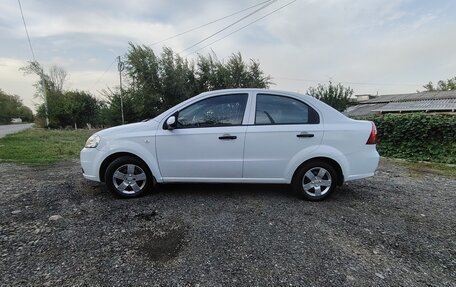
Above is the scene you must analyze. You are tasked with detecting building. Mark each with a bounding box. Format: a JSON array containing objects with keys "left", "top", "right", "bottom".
[
  {"left": 345, "top": 90, "right": 456, "bottom": 117},
  {"left": 353, "top": 94, "right": 378, "bottom": 102}
]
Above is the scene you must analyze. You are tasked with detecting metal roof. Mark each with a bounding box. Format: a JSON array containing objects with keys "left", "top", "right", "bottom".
[
  {"left": 361, "top": 90, "right": 456, "bottom": 103},
  {"left": 372, "top": 98, "right": 456, "bottom": 112},
  {"left": 344, "top": 103, "right": 387, "bottom": 116}
]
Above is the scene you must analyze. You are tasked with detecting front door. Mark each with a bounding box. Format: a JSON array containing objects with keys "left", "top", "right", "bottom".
[{"left": 156, "top": 93, "right": 249, "bottom": 181}]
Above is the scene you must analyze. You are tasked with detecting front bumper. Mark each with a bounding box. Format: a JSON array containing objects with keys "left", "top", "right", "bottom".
[{"left": 80, "top": 147, "right": 104, "bottom": 182}]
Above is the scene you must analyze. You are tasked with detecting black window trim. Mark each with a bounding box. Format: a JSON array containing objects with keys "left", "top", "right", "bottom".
[
  {"left": 167, "top": 93, "right": 249, "bottom": 130},
  {"left": 254, "top": 93, "right": 320, "bottom": 125}
]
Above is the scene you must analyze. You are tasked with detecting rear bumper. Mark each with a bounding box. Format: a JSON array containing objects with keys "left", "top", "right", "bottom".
[{"left": 344, "top": 147, "right": 380, "bottom": 182}]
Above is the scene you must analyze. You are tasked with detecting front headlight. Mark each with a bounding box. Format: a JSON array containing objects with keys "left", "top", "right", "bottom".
[{"left": 85, "top": 134, "right": 101, "bottom": 148}]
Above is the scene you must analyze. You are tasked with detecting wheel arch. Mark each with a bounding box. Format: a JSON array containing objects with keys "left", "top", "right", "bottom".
[
  {"left": 292, "top": 157, "right": 344, "bottom": 186},
  {"left": 99, "top": 152, "right": 150, "bottom": 182}
]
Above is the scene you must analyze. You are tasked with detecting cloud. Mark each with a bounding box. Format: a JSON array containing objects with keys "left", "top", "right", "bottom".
[
  {"left": 0, "top": 57, "right": 39, "bottom": 109},
  {"left": 1, "top": 0, "right": 455, "bottom": 110}
]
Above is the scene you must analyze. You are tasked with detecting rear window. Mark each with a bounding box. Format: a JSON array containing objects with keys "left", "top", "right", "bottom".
[{"left": 255, "top": 94, "right": 319, "bottom": 125}]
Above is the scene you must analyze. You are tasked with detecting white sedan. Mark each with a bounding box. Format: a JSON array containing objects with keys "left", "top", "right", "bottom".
[{"left": 81, "top": 89, "right": 379, "bottom": 201}]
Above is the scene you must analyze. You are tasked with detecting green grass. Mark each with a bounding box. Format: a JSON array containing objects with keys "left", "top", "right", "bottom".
[
  {"left": 386, "top": 158, "right": 456, "bottom": 179},
  {"left": 0, "top": 128, "right": 96, "bottom": 165}
]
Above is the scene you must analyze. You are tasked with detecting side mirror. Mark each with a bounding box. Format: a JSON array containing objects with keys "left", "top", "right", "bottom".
[{"left": 164, "top": 115, "right": 177, "bottom": 130}]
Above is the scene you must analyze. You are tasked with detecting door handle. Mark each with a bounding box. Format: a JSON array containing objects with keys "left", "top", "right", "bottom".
[
  {"left": 219, "top": 134, "right": 237, "bottom": 140},
  {"left": 297, "top": 132, "right": 314, "bottom": 138}
]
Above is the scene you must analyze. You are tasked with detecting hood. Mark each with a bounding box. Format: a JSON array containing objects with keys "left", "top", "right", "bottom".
[{"left": 96, "top": 120, "right": 159, "bottom": 138}]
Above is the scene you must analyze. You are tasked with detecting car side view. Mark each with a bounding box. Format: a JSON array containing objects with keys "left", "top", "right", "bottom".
[{"left": 80, "top": 89, "right": 379, "bottom": 201}]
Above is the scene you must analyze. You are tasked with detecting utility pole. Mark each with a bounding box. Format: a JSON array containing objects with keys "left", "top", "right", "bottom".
[
  {"left": 117, "top": 56, "right": 125, "bottom": 125},
  {"left": 40, "top": 71, "right": 49, "bottom": 128}
]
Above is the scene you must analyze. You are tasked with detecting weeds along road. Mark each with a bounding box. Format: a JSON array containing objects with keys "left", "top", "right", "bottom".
[
  {"left": 0, "top": 123, "right": 34, "bottom": 138},
  {"left": 0, "top": 159, "right": 455, "bottom": 286}
]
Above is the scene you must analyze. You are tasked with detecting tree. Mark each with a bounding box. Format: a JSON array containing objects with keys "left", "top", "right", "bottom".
[
  {"left": 0, "top": 89, "right": 34, "bottom": 124},
  {"left": 65, "top": 90, "right": 99, "bottom": 129},
  {"left": 118, "top": 44, "right": 271, "bottom": 123},
  {"left": 195, "top": 52, "right": 271, "bottom": 90},
  {"left": 21, "top": 61, "right": 70, "bottom": 127},
  {"left": 307, "top": 81, "right": 353, "bottom": 112},
  {"left": 124, "top": 44, "right": 198, "bottom": 121},
  {"left": 21, "top": 61, "right": 67, "bottom": 99},
  {"left": 22, "top": 61, "right": 101, "bottom": 128},
  {"left": 422, "top": 76, "right": 456, "bottom": 91},
  {"left": 99, "top": 88, "right": 143, "bottom": 125},
  {"left": 48, "top": 65, "right": 68, "bottom": 92}
]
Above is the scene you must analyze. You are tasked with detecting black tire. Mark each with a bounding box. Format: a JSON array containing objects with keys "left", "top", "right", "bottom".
[
  {"left": 292, "top": 160, "right": 338, "bottom": 201},
  {"left": 105, "top": 156, "right": 154, "bottom": 198}
]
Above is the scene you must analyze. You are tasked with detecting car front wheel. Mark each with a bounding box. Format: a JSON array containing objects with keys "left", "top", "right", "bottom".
[
  {"left": 105, "top": 156, "right": 153, "bottom": 198},
  {"left": 293, "top": 161, "right": 337, "bottom": 201}
]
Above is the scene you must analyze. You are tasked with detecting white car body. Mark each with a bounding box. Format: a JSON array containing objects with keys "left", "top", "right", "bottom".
[{"left": 81, "top": 89, "right": 379, "bottom": 196}]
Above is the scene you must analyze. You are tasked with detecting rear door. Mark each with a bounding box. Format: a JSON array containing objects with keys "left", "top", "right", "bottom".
[{"left": 243, "top": 93, "right": 324, "bottom": 181}]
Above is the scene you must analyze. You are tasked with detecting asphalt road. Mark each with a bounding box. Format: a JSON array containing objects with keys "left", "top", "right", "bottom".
[{"left": 0, "top": 123, "right": 34, "bottom": 138}]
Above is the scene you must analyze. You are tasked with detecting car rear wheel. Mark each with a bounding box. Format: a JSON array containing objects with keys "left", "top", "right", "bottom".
[
  {"left": 293, "top": 161, "right": 337, "bottom": 201},
  {"left": 105, "top": 156, "right": 153, "bottom": 198}
]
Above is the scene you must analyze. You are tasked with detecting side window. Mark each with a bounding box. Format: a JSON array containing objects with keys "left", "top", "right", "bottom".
[
  {"left": 177, "top": 94, "right": 248, "bottom": 128},
  {"left": 255, "top": 94, "right": 319, "bottom": 125}
]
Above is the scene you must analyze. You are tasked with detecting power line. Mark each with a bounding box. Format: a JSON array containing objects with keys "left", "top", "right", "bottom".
[
  {"left": 90, "top": 57, "right": 117, "bottom": 91},
  {"left": 187, "top": 0, "right": 297, "bottom": 56},
  {"left": 18, "top": 0, "right": 50, "bottom": 127},
  {"left": 150, "top": 0, "right": 273, "bottom": 46},
  {"left": 180, "top": 0, "right": 277, "bottom": 53},
  {"left": 17, "top": 0, "right": 36, "bottom": 61}
]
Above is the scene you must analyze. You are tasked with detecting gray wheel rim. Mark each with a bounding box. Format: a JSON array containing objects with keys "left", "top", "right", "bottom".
[
  {"left": 302, "top": 167, "right": 332, "bottom": 197},
  {"left": 112, "top": 164, "right": 147, "bottom": 195}
]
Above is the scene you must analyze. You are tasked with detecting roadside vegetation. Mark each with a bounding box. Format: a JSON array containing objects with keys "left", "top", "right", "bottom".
[
  {"left": 0, "top": 128, "right": 94, "bottom": 165},
  {"left": 0, "top": 89, "right": 34, "bottom": 124},
  {"left": 358, "top": 113, "right": 456, "bottom": 164},
  {"left": 22, "top": 45, "right": 271, "bottom": 129}
]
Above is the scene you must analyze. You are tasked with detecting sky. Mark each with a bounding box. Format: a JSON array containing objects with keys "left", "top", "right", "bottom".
[{"left": 1, "top": 0, "right": 455, "bottom": 111}]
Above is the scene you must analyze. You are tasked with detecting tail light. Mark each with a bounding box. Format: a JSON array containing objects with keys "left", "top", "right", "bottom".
[{"left": 366, "top": 122, "right": 377, "bottom": 144}]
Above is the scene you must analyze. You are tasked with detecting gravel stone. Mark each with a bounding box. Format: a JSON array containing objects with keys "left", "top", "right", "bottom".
[
  {"left": 48, "top": 215, "right": 63, "bottom": 221},
  {"left": 0, "top": 158, "right": 455, "bottom": 286}
]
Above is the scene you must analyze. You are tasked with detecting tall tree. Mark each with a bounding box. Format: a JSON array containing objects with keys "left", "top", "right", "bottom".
[
  {"left": 307, "top": 81, "right": 353, "bottom": 112},
  {"left": 195, "top": 52, "right": 271, "bottom": 90},
  {"left": 120, "top": 44, "right": 271, "bottom": 123},
  {"left": 48, "top": 65, "right": 68, "bottom": 92},
  {"left": 124, "top": 44, "right": 197, "bottom": 120},
  {"left": 21, "top": 61, "right": 67, "bottom": 99}
]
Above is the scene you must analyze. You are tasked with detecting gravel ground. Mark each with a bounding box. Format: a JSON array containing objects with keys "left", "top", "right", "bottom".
[{"left": 0, "top": 159, "right": 455, "bottom": 286}]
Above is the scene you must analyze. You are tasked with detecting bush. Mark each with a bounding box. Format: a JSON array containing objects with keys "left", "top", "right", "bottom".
[{"left": 356, "top": 113, "right": 456, "bottom": 164}]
